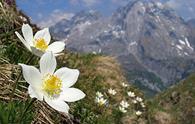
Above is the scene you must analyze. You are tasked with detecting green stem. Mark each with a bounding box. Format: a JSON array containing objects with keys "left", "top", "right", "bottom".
[
  {"left": 9, "top": 69, "right": 22, "bottom": 101},
  {"left": 18, "top": 98, "right": 36, "bottom": 123},
  {"left": 9, "top": 54, "right": 34, "bottom": 101}
]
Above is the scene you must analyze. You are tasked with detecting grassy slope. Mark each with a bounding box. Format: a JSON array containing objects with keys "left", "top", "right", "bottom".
[{"left": 149, "top": 74, "right": 195, "bottom": 124}]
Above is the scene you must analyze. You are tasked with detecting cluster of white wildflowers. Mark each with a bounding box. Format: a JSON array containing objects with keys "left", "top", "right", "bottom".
[
  {"left": 121, "top": 81, "right": 146, "bottom": 116},
  {"left": 15, "top": 24, "right": 86, "bottom": 114},
  {"left": 127, "top": 91, "right": 145, "bottom": 116},
  {"left": 93, "top": 81, "right": 146, "bottom": 117},
  {"left": 119, "top": 100, "right": 129, "bottom": 113},
  {"left": 95, "top": 87, "right": 117, "bottom": 106},
  {"left": 134, "top": 96, "right": 145, "bottom": 109},
  {"left": 95, "top": 91, "right": 107, "bottom": 106}
]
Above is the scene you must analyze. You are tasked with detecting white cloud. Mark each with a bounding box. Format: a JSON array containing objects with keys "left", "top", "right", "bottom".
[{"left": 37, "top": 9, "right": 74, "bottom": 28}]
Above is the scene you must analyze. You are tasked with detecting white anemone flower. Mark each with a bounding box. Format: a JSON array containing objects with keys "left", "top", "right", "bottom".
[
  {"left": 19, "top": 52, "right": 85, "bottom": 113},
  {"left": 15, "top": 24, "right": 65, "bottom": 57},
  {"left": 108, "top": 88, "right": 117, "bottom": 95},
  {"left": 120, "top": 100, "right": 129, "bottom": 108},
  {"left": 119, "top": 106, "right": 127, "bottom": 113},
  {"left": 96, "top": 91, "right": 103, "bottom": 98},
  {"left": 135, "top": 111, "right": 142, "bottom": 116},
  {"left": 127, "top": 91, "right": 135, "bottom": 97}
]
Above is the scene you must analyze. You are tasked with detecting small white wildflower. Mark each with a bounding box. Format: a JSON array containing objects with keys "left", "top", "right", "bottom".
[
  {"left": 122, "top": 82, "right": 128, "bottom": 87},
  {"left": 141, "top": 102, "right": 146, "bottom": 108},
  {"left": 136, "top": 97, "right": 143, "bottom": 102},
  {"left": 108, "top": 88, "right": 117, "bottom": 95},
  {"left": 135, "top": 111, "right": 142, "bottom": 116},
  {"left": 132, "top": 100, "right": 138, "bottom": 104},
  {"left": 120, "top": 100, "right": 129, "bottom": 108},
  {"left": 127, "top": 91, "right": 135, "bottom": 97},
  {"left": 92, "top": 51, "right": 97, "bottom": 55},
  {"left": 119, "top": 106, "right": 127, "bottom": 113},
  {"left": 95, "top": 97, "right": 107, "bottom": 106},
  {"left": 96, "top": 91, "right": 103, "bottom": 98},
  {"left": 19, "top": 16, "right": 27, "bottom": 22}
]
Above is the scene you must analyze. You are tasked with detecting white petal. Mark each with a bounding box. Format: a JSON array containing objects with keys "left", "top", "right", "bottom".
[
  {"left": 40, "top": 52, "right": 56, "bottom": 76},
  {"left": 22, "top": 24, "right": 33, "bottom": 46},
  {"left": 54, "top": 67, "right": 79, "bottom": 88},
  {"left": 53, "top": 53, "right": 61, "bottom": 56},
  {"left": 19, "top": 64, "right": 42, "bottom": 88},
  {"left": 47, "top": 41, "right": 65, "bottom": 54},
  {"left": 28, "top": 85, "right": 43, "bottom": 101},
  {"left": 15, "top": 31, "right": 31, "bottom": 51},
  {"left": 31, "top": 46, "right": 44, "bottom": 57},
  {"left": 59, "top": 88, "right": 85, "bottom": 102},
  {"left": 44, "top": 97, "right": 69, "bottom": 113},
  {"left": 34, "top": 28, "right": 51, "bottom": 44}
]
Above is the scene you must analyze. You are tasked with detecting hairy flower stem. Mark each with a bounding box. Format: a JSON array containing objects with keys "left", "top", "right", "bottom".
[
  {"left": 9, "top": 54, "right": 34, "bottom": 101},
  {"left": 18, "top": 98, "right": 36, "bottom": 123}
]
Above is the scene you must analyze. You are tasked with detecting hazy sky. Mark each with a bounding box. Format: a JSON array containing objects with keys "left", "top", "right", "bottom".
[{"left": 16, "top": 0, "right": 195, "bottom": 27}]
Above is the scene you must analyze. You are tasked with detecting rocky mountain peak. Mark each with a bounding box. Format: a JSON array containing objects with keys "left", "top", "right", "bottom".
[
  {"left": 50, "top": 10, "right": 101, "bottom": 40},
  {"left": 50, "top": 0, "right": 195, "bottom": 96},
  {"left": 71, "top": 10, "right": 101, "bottom": 24}
]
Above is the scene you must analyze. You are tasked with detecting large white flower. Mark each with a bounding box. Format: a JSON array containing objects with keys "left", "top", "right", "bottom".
[
  {"left": 19, "top": 52, "right": 85, "bottom": 113},
  {"left": 15, "top": 24, "right": 65, "bottom": 57}
]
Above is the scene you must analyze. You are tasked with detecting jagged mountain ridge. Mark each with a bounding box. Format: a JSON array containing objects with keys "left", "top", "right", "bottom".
[
  {"left": 50, "top": 10, "right": 101, "bottom": 40},
  {"left": 50, "top": 0, "right": 195, "bottom": 96}
]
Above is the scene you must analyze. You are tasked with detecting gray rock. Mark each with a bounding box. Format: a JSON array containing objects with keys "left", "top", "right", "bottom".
[{"left": 50, "top": 0, "right": 195, "bottom": 96}]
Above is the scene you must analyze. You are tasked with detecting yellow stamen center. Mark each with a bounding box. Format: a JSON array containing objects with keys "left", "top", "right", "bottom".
[
  {"left": 42, "top": 74, "right": 62, "bottom": 96},
  {"left": 98, "top": 99, "right": 106, "bottom": 106},
  {"left": 99, "top": 101, "right": 105, "bottom": 106},
  {"left": 34, "top": 38, "right": 48, "bottom": 51}
]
